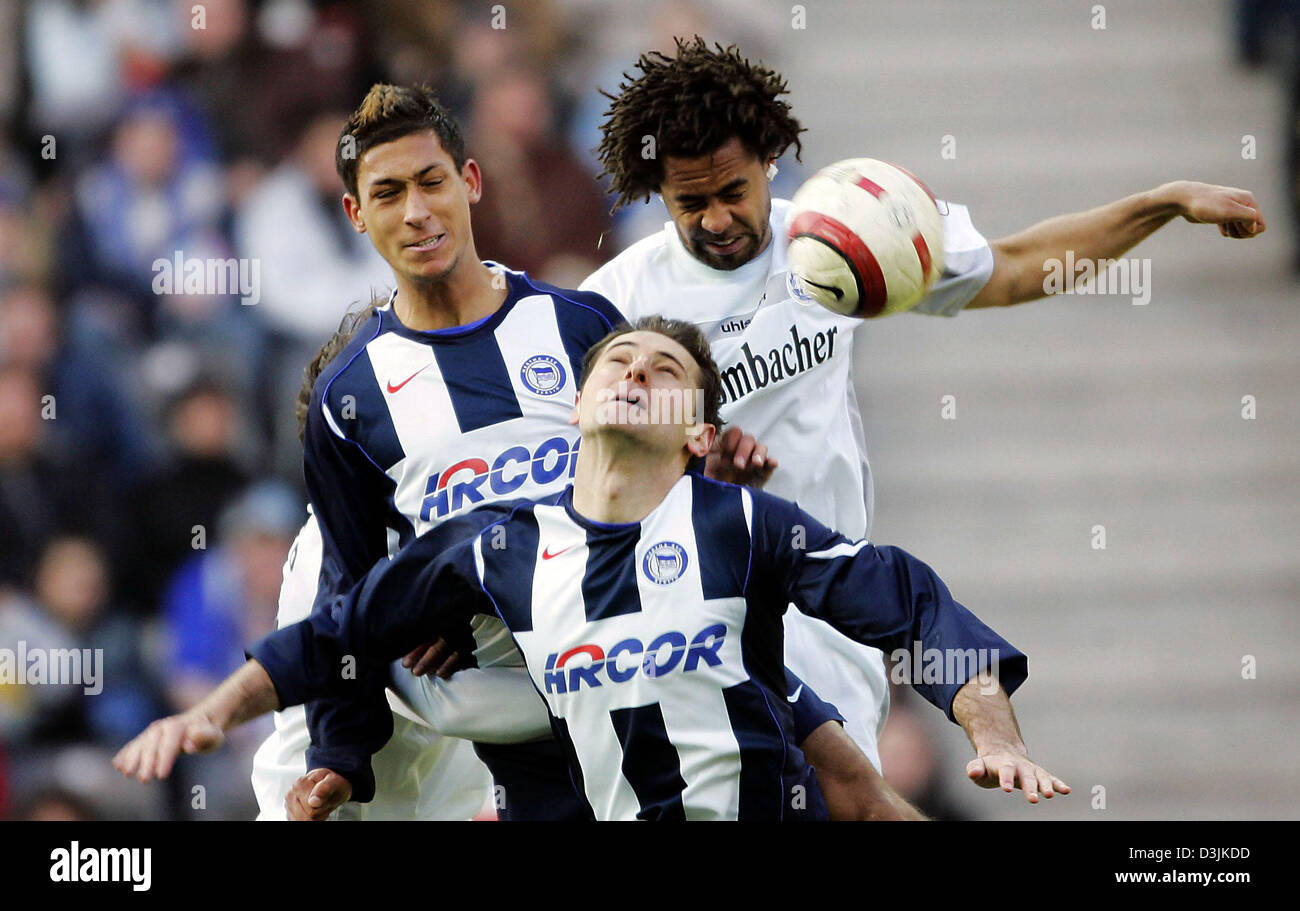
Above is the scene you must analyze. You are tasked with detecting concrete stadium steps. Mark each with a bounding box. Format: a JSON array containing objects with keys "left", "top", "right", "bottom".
[{"left": 773, "top": 0, "right": 1299, "bottom": 819}]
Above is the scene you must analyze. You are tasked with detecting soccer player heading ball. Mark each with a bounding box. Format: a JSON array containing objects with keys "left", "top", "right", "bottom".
[{"left": 581, "top": 36, "right": 1264, "bottom": 779}]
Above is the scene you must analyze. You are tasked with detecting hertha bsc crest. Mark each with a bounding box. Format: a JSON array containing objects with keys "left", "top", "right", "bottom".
[{"left": 643, "top": 541, "right": 688, "bottom": 585}]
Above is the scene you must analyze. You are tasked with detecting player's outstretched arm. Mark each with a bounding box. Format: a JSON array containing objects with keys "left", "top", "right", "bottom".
[
  {"left": 112, "top": 660, "right": 280, "bottom": 782},
  {"left": 966, "top": 180, "right": 1266, "bottom": 309},
  {"left": 950, "top": 677, "right": 1069, "bottom": 804}
]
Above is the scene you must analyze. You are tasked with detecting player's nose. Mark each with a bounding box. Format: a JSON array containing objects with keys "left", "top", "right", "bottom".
[
  {"left": 700, "top": 201, "right": 732, "bottom": 235},
  {"left": 624, "top": 354, "right": 650, "bottom": 385},
  {"left": 404, "top": 190, "right": 432, "bottom": 225}
]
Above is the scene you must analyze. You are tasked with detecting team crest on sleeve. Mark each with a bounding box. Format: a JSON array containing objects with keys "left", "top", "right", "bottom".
[
  {"left": 643, "top": 541, "right": 688, "bottom": 585},
  {"left": 520, "top": 355, "right": 566, "bottom": 396}
]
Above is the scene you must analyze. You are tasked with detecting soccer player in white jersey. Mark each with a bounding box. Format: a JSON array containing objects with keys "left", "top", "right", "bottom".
[
  {"left": 114, "top": 317, "right": 1069, "bottom": 819},
  {"left": 578, "top": 38, "right": 1266, "bottom": 775}
]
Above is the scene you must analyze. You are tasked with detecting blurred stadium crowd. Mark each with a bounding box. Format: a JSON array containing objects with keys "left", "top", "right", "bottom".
[{"left": 2, "top": 0, "right": 1294, "bottom": 822}]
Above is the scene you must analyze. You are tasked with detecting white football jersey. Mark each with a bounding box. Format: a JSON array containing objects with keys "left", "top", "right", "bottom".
[{"left": 580, "top": 197, "right": 994, "bottom": 761}]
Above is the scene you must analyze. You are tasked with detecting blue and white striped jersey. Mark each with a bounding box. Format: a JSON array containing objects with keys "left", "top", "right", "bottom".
[
  {"left": 253, "top": 473, "right": 1028, "bottom": 821},
  {"left": 300, "top": 265, "right": 624, "bottom": 796}
]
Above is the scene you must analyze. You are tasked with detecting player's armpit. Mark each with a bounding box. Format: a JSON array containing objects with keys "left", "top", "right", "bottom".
[{"left": 801, "top": 721, "right": 926, "bottom": 821}]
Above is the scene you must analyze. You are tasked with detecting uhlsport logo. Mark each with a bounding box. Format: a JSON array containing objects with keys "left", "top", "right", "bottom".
[
  {"left": 642, "top": 541, "right": 688, "bottom": 585},
  {"left": 520, "top": 355, "right": 566, "bottom": 395},
  {"left": 544, "top": 623, "right": 725, "bottom": 693}
]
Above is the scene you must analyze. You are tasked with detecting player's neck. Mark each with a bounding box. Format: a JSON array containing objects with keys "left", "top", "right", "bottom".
[
  {"left": 570, "top": 440, "right": 687, "bottom": 525},
  {"left": 391, "top": 260, "right": 506, "bottom": 331}
]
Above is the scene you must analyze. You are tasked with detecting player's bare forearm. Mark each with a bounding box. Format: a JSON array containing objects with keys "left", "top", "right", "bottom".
[
  {"left": 802, "top": 720, "right": 927, "bottom": 820},
  {"left": 966, "top": 181, "right": 1265, "bottom": 308},
  {"left": 951, "top": 678, "right": 1069, "bottom": 803},
  {"left": 112, "top": 660, "right": 281, "bottom": 782},
  {"left": 207, "top": 659, "right": 282, "bottom": 727}
]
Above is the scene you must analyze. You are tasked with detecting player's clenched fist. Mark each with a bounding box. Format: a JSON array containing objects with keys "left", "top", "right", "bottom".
[
  {"left": 112, "top": 711, "right": 225, "bottom": 782},
  {"left": 705, "top": 426, "right": 778, "bottom": 488},
  {"left": 965, "top": 750, "right": 1071, "bottom": 804},
  {"left": 286, "top": 768, "right": 352, "bottom": 821},
  {"left": 1168, "top": 180, "right": 1266, "bottom": 238}
]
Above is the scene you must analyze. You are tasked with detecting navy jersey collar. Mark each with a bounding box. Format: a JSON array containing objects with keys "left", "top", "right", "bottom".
[{"left": 378, "top": 265, "right": 532, "bottom": 344}]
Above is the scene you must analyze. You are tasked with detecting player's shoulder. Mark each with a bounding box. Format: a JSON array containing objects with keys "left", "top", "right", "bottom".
[
  {"left": 580, "top": 226, "right": 673, "bottom": 290},
  {"left": 504, "top": 267, "right": 626, "bottom": 329},
  {"left": 310, "top": 305, "right": 386, "bottom": 410}
]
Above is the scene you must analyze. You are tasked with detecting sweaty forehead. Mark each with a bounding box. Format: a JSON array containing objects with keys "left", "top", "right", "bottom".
[{"left": 661, "top": 138, "right": 759, "bottom": 193}]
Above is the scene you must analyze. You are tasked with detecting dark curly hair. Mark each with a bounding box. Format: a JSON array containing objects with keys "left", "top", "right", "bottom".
[
  {"left": 336, "top": 83, "right": 466, "bottom": 199},
  {"left": 595, "top": 37, "right": 804, "bottom": 209}
]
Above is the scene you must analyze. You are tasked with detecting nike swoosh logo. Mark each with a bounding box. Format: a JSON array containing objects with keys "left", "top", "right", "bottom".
[
  {"left": 386, "top": 364, "right": 431, "bottom": 393},
  {"left": 787, "top": 684, "right": 803, "bottom": 703},
  {"left": 542, "top": 546, "right": 572, "bottom": 560}
]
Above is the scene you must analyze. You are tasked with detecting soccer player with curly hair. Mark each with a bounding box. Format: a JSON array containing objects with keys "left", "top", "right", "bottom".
[{"left": 580, "top": 36, "right": 1264, "bottom": 809}]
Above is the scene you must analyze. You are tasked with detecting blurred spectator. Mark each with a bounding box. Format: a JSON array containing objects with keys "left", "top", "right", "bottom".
[
  {"left": 0, "top": 362, "right": 119, "bottom": 589},
  {"left": 63, "top": 91, "right": 224, "bottom": 322},
  {"left": 0, "top": 536, "right": 161, "bottom": 759},
  {"left": 467, "top": 67, "right": 612, "bottom": 284},
  {"left": 122, "top": 375, "right": 252, "bottom": 615},
  {"left": 237, "top": 111, "right": 391, "bottom": 342},
  {"left": 161, "top": 479, "right": 299, "bottom": 708},
  {"left": 363, "top": 0, "right": 566, "bottom": 118},
  {"left": 28, "top": 536, "right": 163, "bottom": 747},
  {"left": 234, "top": 110, "right": 393, "bottom": 475},
  {"left": 173, "top": 0, "right": 371, "bottom": 165},
  {"left": 0, "top": 283, "right": 156, "bottom": 490},
  {"left": 23, "top": 0, "right": 129, "bottom": 155},
  {"left": 0, "top": 182, "right": 57, "bottom": 290},
  {"left": 159, "top": 479, "right": 300, "bottom": 818},
  {"left": 0, "top": 585, "right": 70, "bottom": 746}
]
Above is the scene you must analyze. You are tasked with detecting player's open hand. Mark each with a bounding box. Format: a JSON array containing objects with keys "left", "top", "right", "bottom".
[
  {"left": 1170, "top": 181, "right": 1265, "bottom": 238},
  {"left": 965, "top": 750, "right": 1070, "bottom": 804},
  {"left": 286, "top": 768, "right": 353, "bottom": 821},
  {"left": 402, "top": 636, "right": 466, "bottom": 678},
  {"left": 705, "top": 426, "right": 778, "bottom": 489},
  {"left": 112, "top": 711, "right": 225, "bottom": 782}
]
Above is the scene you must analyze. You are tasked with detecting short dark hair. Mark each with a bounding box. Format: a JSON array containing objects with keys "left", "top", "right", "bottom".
[
  {"left": 336, "top": 84, "right": 467, "bottom": 199},
  {"left": 579, "top": 315, "right": 723, "bottom": 430},
  {"left": 595, "top": 37, "right": 804, "bottom": 209},
  {"left": 294, "top": 299, "right": 382, "bottom": 442}
]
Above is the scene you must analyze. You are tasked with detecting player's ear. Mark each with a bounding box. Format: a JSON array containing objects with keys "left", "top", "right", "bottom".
[
  {"left": 684, "top": 421, "right": 715, "bottom": 459},
  {"left": 462, "top": 159, "right": 483, "bottom": 204},
  {"left": 342, "top": 192, "right": 366, "bottom": 233},
  {"left": 569, "top": 391, "right": 581, "bottom": 426}
]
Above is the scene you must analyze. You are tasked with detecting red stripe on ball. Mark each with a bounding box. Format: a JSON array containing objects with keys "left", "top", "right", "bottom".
[
  {"left": 854, "top": 176, "right": 886, "bottom": 199},
  {"left": 912, "top": 232, "right": 932, "bottom": 280},
  {"left": 788, "top": 210, "right": 889, "bottom": 317}
]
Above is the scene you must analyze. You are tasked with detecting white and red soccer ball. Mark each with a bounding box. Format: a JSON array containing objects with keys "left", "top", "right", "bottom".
[{"left": 786, "top": 158, "right": 945, "bottom": 318}]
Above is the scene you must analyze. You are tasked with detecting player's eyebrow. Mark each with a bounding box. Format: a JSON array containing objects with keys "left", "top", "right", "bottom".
[
  {"left": 604, "top": 340, "right": 690, "bottom": 374},
  {"left": 673, "top": 177, "right": 747, "bottom": 206}
]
